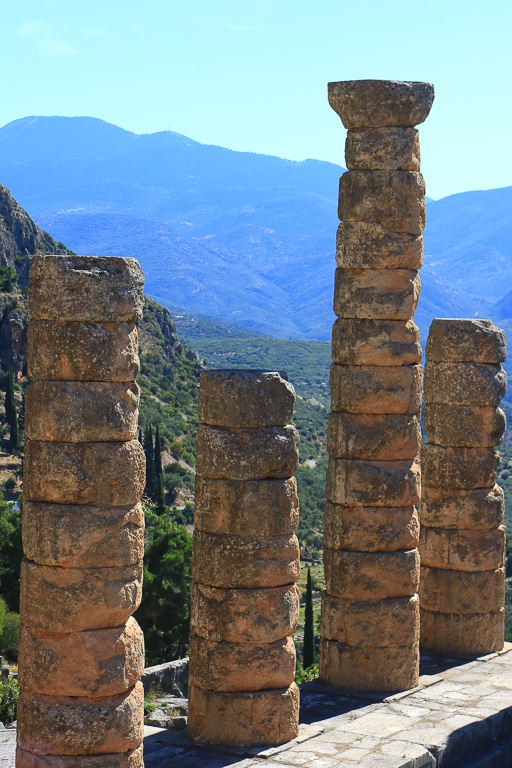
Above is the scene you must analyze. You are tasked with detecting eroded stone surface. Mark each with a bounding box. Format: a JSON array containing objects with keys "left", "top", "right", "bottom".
[
  {"left": 324, "top": 502, "right": 419, "bottom": 552},
  {"left": 193, "top": 476, "right": 299, "bottom": 536},
  {"left": 195, "top": 424, "right": 299, "bottom": 480},
  {"left": 29, "top": 255, "right": 144, "bottom": 322},
  {"left": 324, "top": 548, "right": 420, "bottom": 600},
  {"left": 188, "top": 683, "right": 299, "bottom": 746},
  {"left": 424, "top": 361, "right": 507, "bottom": 405},
  {"left": 421, "top": 444, "right": 498, "bottom": 490},
  {"left": 420, "top": 565, "right": 505, "bottom": 613},
  {"left": 333, "top": 268, "right": 421, "bottom": 320},
  {"left": 426, "top": 318, "right": 507, "bottom": 363},
  {"left": 423, "top": 404, "right": 506, "bottom": 447},
  {"left": 338, "top": 171, "right": 425, "bottom": 234},
  {"left": 192, "top": 530, "right": 300, "bottom": 589},
  {"left": 18, "top": 617, "right": 144, "bottom": 697},
  {"left": 420, "top": 525, "right": 506, "bottom": 571},
  {"left": 321, "top": 594, "right": 419, "bottom": 647},
  {"left": 22, "top": 502, "right": 144, "bottom": 568},
  {"left": 190, "top": 583, "right": 299, "bottom": 643},
  {"left": 331, "top": 317, "right": 421, "bottom": 365},
  {"left": 420, "top": 607, "right": 505, "bottom": 656},
  {"left": 189, "top": 634, "right": 296, "bottom": 692},
  {"left": 326, "top": 457, "right": 421, "bottom": 507},
  {"left": 345, "top": 127, "right": 420, "bottom": 171},
  {"left": 328, "top": 80, "right": 435, "bottom": 129},
  {"left": 319, "top": 639, "right": 419, "bottom": 692},
  {"left": 420, "top": 485, "right": 504, "bottom": 529},
  {"left": 336, "top": 222, "right": 423, "bottom": 270},
  {"left": 24, "top": 440, "right": 145, "bottom": 506},
  {"left": 198, "top": 370, "right": 295, "bottom": 428},
  {"left": 27, "top": 320, "right": 139, "bottom": 382},
  {"left": 327, "top": 412, "right": 421, "bottom": 460},
  {"left": 25, "top": 382, "right": 140, "bottom": 443},
  {"left": 20, "top": 559, "right": 143, "bottom": 632},
  {"left": 16, "top": 746, "right": 143, "bottom": 768},
  {"left": 17, "top": 682, "right": 143, "bottom": 755},
  {"left": 330, "top": 363, "right": 422, "bottom": 415}
]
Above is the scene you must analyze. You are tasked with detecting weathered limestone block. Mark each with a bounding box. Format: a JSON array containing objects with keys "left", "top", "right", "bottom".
[
  {"left": 421, "top": 444, "right": 498, "bottom": 490},
  {"left": 16, "top": 746, "right": 144, "bottom": 768},
  {"left": 338, "top": 171, "right": 425, "bottom": 234},
  {"left": 192, "top": 530, "right": 300, "bottom": 589},
  {"left": 189, "top": 634, "right": 296, "bottom": 692},
  {"left": 333, "top": 268, "right": 421, "bottom": 320},
  {"left": 17, "top": 682, "right": 143, "bottom": 755},
  {"left": 326, "top": 457, "right": 421, "bottom": 507},
  {"left": 29, "top": 255, "right": 144, "bottom": 322},
  {"left": 345, "top": 127, "right": 420, "bottom": 171},
  {"left": 22, "top": 502, "right": 144, "bottom": 568},
  {"left": 321, "top": 594, "right": 419, "bottom": 646},
  {"left": 420, "top": 566, "right": 505, "bottom": 614},
  {"left": 332, "top": 317, "right": 421, "bottom": 366},
  {"left": 426, "top": 318, "right": 507, "bottom": 364},
  {"left": 190, "top": 583, "right": 299, "bottom": 643},
  {"left": 319, "top": 639, "right": 419, "bottom": 692},
  {"left": 27, "top": 320, "right": 140, "bottom": 382},
  {"left": 324, "top": 548, "right": 420, "bottom": 600},
  {"left": 420, "top": 525, "right": 506, "bottom": 571},
  {"left": 20, "top": 560, "right": 143, "bottom": 632},
  {"left": 328, "top": 80, "right": 435, "bottom": 129},
  {"left": 330, "top": 363, "right": 422, "bottom": 414},
  {"left": 194, "top": 476, "right": 299, "bottom": 536},
  {"left": 24, "top": 439, "right": 145, "bottom": 507},
  {"left": 188, "top": 683, "right": 299, "bottom": 746},
  {"left": 18, "top": 618, "right": 144, "bottom": 697},
  {"left": 336, "top": 222, "right": 423, "bottom": 270},
  {"left": 424, "top": 361, "right": 507, "bottom": 406},
  {"left": 420, "top": 485, "right": 504, "bottom": 530},
  {"left": 324, "top": 502, "right": 419, "bottom": 552},
  {"left": 198, "top": 370, "right": 295, "bottom": 427},
  {"left": 327, "top": 412, "right": 421, "bottom": 460},
  {"left": 420, "top": 608, "right": 505, "bottom": 656},
  {"left": 25, "top": 382, "right": 140, "bottom": 443},
  {"left": 195, "top": 424, "right": 299, "bottom": 480},
  {"left": 423, "top": 404, "right": 506, "bottom": 447}
]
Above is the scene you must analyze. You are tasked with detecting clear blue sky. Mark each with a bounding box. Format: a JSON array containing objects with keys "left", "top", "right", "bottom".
[{"left": 1, "top": 0, "right": 510, "bottom": 200}]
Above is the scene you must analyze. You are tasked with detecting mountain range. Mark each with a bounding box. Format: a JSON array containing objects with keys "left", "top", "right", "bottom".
[{"left": 1, "top": 115, "right": 511, "bottom": 346}]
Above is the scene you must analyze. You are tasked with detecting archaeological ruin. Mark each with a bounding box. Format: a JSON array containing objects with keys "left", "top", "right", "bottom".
[{"left": 11, "top": 80, "right": 512, "bottom": 766}]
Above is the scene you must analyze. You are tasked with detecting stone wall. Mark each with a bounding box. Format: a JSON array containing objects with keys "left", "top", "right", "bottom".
[{"left": 16, "top": 255, "right": 146, "bottom": 768}]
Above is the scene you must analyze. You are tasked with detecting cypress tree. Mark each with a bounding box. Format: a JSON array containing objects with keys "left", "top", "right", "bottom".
[
  {"left": 5, "top": 371, "right": 15, "bottom": 425},
  {"left": 154, "top": 425, "right": 163, "bottom": 478},
  {"left": 138, "top": 427, "right": 143, "bottom": 444},
  {"left": 9, "top": 406, "right": 19, "bottom": 452},
  {"left": 155, "top": 472, "right": 166, "bottom": 516},
  {"left": 143, "top": 425, "right": 156, "bottom": 499},
  {"left": 303, "top": 567, "right": 315, "bottom": 669}
]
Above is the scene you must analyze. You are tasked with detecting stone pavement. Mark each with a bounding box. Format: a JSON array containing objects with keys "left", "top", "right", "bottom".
[{"left": 2, "top": 648, "right": 512, "bottom": 767}]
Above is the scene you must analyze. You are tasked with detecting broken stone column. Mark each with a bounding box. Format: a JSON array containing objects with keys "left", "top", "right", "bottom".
[
  {"left": 17, "top": 255, "right": 146, "bottom": 768},
  {"left": 420, "top": 318, "right": 507, "bottom": 655},
  {"left": 188, "top": 370, "right": 300, "bottom": 746},
  {"left": 320, "top": 81, "right": 434, "bottom": 691}
]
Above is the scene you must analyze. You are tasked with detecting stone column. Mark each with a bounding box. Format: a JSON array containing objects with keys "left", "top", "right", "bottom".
[
  {"left": 420, "top": 319, "right": 507, "bottom": 655},
  {"left": 320, "top": 80, "right": 434, "bottom": 691},
  {"left": 188, "top": 370, "right": 300, "bottom": 746},
  {"left": 16, "top": 255, "right": 146, "bottom": 768}
]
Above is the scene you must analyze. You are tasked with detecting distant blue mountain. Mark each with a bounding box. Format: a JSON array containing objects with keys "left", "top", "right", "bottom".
[{"left": 1, "top": 116, "right": 511, "bottom": 342}]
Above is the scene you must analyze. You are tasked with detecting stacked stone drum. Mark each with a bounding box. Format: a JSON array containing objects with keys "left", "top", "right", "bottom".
[
  {"left": 420, "top": 319, "right": 507, "bottom": 655},
  {"left": 320, "top": 80, "right": 434, "bottom": 691},
  {"left": 188, "top": 370, "right": 300, "bottom": 746},
  {"left": 17, "top": 255, "right": 146, "bottom": 767}
]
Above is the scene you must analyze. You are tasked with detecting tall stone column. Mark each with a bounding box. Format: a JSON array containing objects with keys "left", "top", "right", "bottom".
[
  {"left": 320, "top": 80, "right": 434, "bottom": 691},
  {"left": 188, "top": 370, "right": 300, "bottom": 746},
  {"left": 17, "top": 255, "right": 146, "bottom": 768},
  {"left": 420, "top": 319, "right": 507, "bottom": 655}
]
